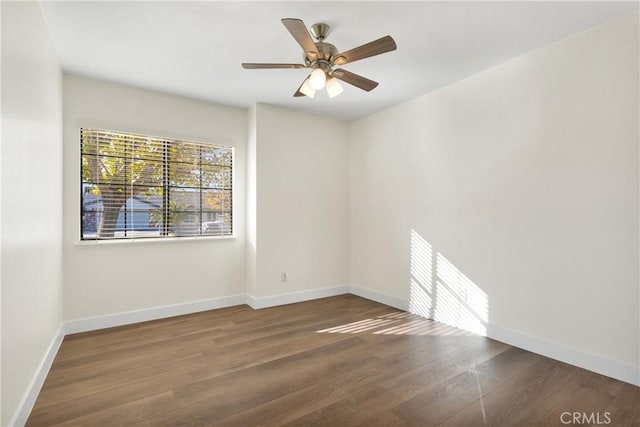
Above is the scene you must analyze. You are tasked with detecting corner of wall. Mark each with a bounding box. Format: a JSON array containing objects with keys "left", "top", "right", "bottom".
[
  {"left": 1, "top": 1, "right": 65, "bottom": 425},
  {"left": 7, "top": 325, "right": 65, "bottom": 427},
  {"left": 245, "top": 104, "right": 258, "bottom": 296}
]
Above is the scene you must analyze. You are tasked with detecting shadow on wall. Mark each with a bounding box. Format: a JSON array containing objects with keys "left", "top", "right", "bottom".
[{"left": 410, "top": 229, "right": 489, "bottom": 336}]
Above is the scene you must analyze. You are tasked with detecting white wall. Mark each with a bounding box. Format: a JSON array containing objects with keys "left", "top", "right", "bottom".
[
  {"left": 63, "top": 75, "right": 247, "bottom": 320},
  {"left": 254, "top": 104, "right": 349, "bottom": 298},
  {"left": 1, "top": 2, "right": 64, "bottom": 425},
  {"left": 349, "top": 12, "right": 639, "bottom": 371}
]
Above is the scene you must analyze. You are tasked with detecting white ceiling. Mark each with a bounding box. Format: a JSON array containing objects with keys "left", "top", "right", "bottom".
[{"left": 40, "top": 1, "right": 638, "bottom": 121}]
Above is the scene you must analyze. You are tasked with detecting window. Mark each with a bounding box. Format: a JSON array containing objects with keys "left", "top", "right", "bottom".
[{"left": 81, "top": 128, "right": 233, "bottom": 240}]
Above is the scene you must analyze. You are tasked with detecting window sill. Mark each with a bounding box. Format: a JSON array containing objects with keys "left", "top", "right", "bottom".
[{"left": 75, "top": 235, "right": 237, "bottom": 246}]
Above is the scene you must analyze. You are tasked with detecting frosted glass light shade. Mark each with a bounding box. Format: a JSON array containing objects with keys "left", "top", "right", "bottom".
[
  {"left": 309, "top": 68, "right": 326, "bottom": 90},
  {"left": 326, "top": 78, "right": 344, "bottom": 98},
  {"left": 300, "top": 78, "right": 315, "bottom": 98}
]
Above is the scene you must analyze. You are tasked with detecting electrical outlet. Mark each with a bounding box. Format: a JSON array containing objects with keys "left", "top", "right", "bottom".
[{"left": 281, "top": 272, "right": 288, "bottom": 283}]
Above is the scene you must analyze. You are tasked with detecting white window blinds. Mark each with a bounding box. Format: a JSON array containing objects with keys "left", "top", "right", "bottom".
[{"left": 81, "top": 128, "right": 233, "bottom": 240}]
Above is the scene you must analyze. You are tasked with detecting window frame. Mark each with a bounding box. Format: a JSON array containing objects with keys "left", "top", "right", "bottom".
[{"left": 79, "top": 128, "right": 234, "bottom": 242}]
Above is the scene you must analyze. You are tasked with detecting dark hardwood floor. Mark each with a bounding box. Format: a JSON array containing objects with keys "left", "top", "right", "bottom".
[{"left": 27, "top": 295, "right": 639, "bottom": 426}]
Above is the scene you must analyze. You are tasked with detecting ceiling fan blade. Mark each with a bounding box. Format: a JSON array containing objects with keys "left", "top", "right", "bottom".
[
  {"left": 332, "top": 35, "right": 397, "bottom": 65},
  {"left": 293, "top": 78, "right": 306, "bottom": 97},
  {"left": 293, "top": 76, "right": 316, "bottom": 98},
  {"left": 281, "top": 18, "right": 319, "bottom": 57},
  {"left": 332, "top": 69, "right": 379, "bottom": 91},
  {"left": 242, "top": 63, "right": 306, "bottom": 69}
]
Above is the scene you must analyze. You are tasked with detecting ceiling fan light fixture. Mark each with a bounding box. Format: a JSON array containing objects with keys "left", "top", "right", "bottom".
[
  {"left": 242, "top": 18, "right": 397, "bottom": 99},
  {"left": 326, "top": 78, "right": 344, "bottom": 98},
  {"left": 309, "top": 68, "right": 327, "bottom": 90},
  {"left": 299, "top": 77, "right": 316, "bottom": 98}
]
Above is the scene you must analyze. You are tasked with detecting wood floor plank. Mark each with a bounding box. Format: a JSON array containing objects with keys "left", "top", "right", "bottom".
[
  {"left": 216, "top": 354, "right": 383, "bottom": 426},
  {"left": 151, "top": 338, "right": 371, "bottom": 425},
  {"left": 54, "top": 391, "right": 177, "bottom": 427},
  {"left": 36, "top": 352, "right": 203, "bottom": 407},
  {"left": 394, "top": 369, "right": 502, "bottom": 425},
  {"left": 516, "top": 365, "right": 630, "bottom": 426},
  {"left": 355, "top": 411, "right": 410, "bottom": 427},
  {"left": 390, "top": 348, "right": 541, "bottom": 425},
  {"left": 437, "top": 358, "right": 578, "bottom": 426},
  {"left": 26, "top": 295, "right": 640, "bottom": 426},
  {"left": 379, "top": 338, "right": 510, "bottom": 403},
  {"left": 282, "top": 384, "right": 403, "bottom": 426},
  {"left": 605, "top": 383, "right": 640, "bottom": 426},
  {"left": 28, "top": 366, "right": 196, "bottom": 425}
]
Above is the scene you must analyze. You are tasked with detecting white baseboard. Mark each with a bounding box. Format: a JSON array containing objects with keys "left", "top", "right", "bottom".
[
  {"left": 347, "top": 284, "right": 639, "bottom": 387},
  {"left": 10, "top": 324, "right": 65, "bottom": 427},
  {"left": 64, "top": 294, "right": 246, "bottom": 335},
  {"left": 348, "top": 285, "right": 409, "bottom": 311},
  {"left": 245, "top": 285, "right": 350, "bottom": 309},
  {"left": 64, "top": 287, "right": 353, "bottom": 334},
  {"left": 486, "top": 323, "right": 640, "bottom": 387}
]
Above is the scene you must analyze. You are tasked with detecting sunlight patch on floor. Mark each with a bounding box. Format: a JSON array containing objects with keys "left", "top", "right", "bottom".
[{"left": 316, "top": 313, "right": 476, "bottom": 336}]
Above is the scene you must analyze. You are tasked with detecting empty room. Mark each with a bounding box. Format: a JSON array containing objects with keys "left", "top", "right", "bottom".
[{"left": 1, "top": 1, "right": 639, "bottom": 425}]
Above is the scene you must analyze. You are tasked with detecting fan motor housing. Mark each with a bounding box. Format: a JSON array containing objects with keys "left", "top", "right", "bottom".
[{"left": 304, "top": 42, "right": 338, "bottom": 65}]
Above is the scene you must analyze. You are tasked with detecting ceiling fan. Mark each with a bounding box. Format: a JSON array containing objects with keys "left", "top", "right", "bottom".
[{"left": 242, "top": 18, "right": 397, "bottom": 98}]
